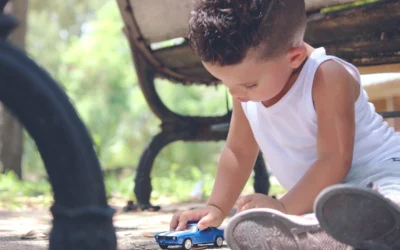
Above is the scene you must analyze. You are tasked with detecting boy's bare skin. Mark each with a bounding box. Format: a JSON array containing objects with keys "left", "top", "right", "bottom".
[{"left": 170, "top": 42, "right": 361, "bottom": 231}]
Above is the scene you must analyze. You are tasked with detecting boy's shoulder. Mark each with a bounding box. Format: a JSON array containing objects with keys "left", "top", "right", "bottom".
[
  {"left": 311, "top": 58, "right": 360, "bottom": 115},
  {"left": 317, "top": 58, "right": 351, "bottom": 74},
  {"left": 313, "top": 59, "right": 358, "bottom": 92}
]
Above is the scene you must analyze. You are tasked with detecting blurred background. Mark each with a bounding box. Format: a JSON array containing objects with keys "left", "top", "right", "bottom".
[
  {"left": 0, "top": 0, "right": 261, "bottom": 211},
  {"left": 1, "top": 0, "right": 399, "bottom": 211}
]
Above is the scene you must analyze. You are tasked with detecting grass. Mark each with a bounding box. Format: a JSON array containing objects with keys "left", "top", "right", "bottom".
[
  {"left": 0, "top": 171, "right": 53, "bottom": 211},
  {"left": 0, "top": 170, "right": 286, "bottom": 211}
]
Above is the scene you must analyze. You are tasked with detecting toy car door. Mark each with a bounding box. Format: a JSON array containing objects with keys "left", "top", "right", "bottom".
[{"left": 200, "top": 228, "right": 214, "bottom": 243}]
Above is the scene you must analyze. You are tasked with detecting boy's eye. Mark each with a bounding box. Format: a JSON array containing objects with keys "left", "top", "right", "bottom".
[{"left": 245, "top": 84, "right": 258, "bottom": 89}]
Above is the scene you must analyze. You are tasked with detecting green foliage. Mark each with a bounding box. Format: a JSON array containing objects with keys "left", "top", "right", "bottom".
[
  {"left": 57, "top": 1, "right": 153, "bottom": 165},
  {"left": 0, "top": 171, "right": 52, "bottom": 210},
  {"left": 25, "top": 1, "right": 157, "bottom": 172},
  {"left": 156, "top": 79, "right": 231, "bottom": 116},
  {"left": 105, "top": 173, "right": 134, "bottom": 199},
  {"left": 1, "top": 169, "right": 285, "bottom": 211},
  {"left": 24, "top": 1, "right": 230, "bottom": 176}
]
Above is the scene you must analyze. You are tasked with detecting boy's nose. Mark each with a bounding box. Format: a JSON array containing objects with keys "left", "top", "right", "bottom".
[
  {"left": 229, "top": 87, "right": 247, "bottom": 100},
  {"left": 228, "top": 87, "right": 242, "bottom": 97}
]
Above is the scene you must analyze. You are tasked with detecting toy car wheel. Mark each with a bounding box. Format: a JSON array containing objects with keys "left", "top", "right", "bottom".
[
  {"left": 159, "top": 244, "right": 168, "bottom": 249},
  {"left": 182, "top": 238, "right": 192, "bottom": 250},
  {"left": 214, "top": 236, "right": 223, "bottom": 247}
]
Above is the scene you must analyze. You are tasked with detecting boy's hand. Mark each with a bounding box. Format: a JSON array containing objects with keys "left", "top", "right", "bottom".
[
  {"left": 170, "top": 205, "right": 225, "bottom": 231},
  {"left": 236, "top": 194, "right": 286, "bottom": 214}
]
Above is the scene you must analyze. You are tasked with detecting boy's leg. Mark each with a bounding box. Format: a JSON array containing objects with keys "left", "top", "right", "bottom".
[
  {"left": 315, "top": 184, "right": 400, "bottom": 250},
  {"left": 224, "top": 208, "right": 351, "bottom": 250}
]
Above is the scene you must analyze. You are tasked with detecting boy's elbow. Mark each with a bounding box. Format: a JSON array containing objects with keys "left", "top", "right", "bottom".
[
  {"left": 331, "top": 153, "right": 353, "bottom": 173},
  {"left": 321, "top": 152, "right": 353, "bottom": 172}
]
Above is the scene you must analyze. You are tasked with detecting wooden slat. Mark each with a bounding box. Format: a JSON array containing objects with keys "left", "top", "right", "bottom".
[
  {"left": 324, "top": 37, "right": 400, "bottom": 55},
  {"left": 153, "top": 1, "right": 400, "bottom": 71},
  {"left": 306, "top": 0, "right": 400, "bottom": 66},
  {"left": 358, "top": 64, "right": 400, "bottom": 74},
  {"left": 119, "top": 0, "right": 400, "bottom": 85},
  {"left": 129, "top": 0, "right": 360, "bottom": 44},
  {"left": 305, "top": 0, "right": 357, "bottom": 11},
  {"left": 364, "top": 78, "right": 400, "bottom": 101},
  {"left": 129, "top": 0, "right": 193, "bottom": 44},
  {"left": 155, "top": 68, "right": 215, "bottom": 84},
  {"left": 118, "top": 0, "right": 214, "bottom": 85},
  {"left": 153, "top": 45, "right": 203, "bottom": 69},
  {"left": 153, "top": 45, "right": 217, "bottom": 82},
  {"left": 305, "top": 1, "right": 400, "bottom": 44},
  {"left": 323, "top": 36, "right": 400, "bottom": 66},
  {"left": 153, "top": 66, "right": 215, "bottom": 83},
  {"left": 175, "top": 67, "right": 214, "bottom": 80}
]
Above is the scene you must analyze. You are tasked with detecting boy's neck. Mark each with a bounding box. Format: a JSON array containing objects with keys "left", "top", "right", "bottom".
[{"left": 262, "top": 45, "right": 314, "bottom": 108}]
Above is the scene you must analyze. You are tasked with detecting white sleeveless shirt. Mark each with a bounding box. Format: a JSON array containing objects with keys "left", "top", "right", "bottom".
[{"left": 241, "top": 47, "right": 400, "bottom": 190}]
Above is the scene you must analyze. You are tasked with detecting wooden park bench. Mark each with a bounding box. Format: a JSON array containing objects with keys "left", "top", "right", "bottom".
[{"left": 116, "top": 0, "right": 400, "bottom": 210}]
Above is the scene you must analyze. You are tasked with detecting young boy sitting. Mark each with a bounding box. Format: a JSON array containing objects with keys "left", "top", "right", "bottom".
[{"left": 170, "top": 0, "right": 400, "bottom": 249}]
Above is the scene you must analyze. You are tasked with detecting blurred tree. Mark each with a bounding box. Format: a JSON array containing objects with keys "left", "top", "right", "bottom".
[
  {"left": 23, "top": 0, "right": 229, "bottom": 184},
  {"left": 27, "top": 0, "right": 109, "bottom": 77},
  {"left": 0, "top": 0, "right": 28, "bottom": 179}
]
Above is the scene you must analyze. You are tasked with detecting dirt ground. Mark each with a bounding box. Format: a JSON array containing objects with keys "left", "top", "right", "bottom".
[{"left": 0, "top": 202, "right": 232, "bottom": 250}]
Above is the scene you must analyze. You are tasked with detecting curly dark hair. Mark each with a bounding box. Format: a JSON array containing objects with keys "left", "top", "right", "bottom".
[{"left": 188, "top": 0, "right": 307, "bottom": 66}]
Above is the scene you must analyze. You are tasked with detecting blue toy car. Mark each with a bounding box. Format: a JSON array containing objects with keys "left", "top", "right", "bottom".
[{"left": 154, "top": 222, "right": 224, "bottom": 249}]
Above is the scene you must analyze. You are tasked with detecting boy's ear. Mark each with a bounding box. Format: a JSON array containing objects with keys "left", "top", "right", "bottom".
[{"left": 286, "top": 45, "right": 307, "bottom": 69}]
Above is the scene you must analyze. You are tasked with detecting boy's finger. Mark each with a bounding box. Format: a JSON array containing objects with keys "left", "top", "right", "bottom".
[
  {"left": 236, "top": 195, "right": 253, "bottom": 207},
  {"left": 172, "top": 210, "right": 210, "bottom": 231},
  {"left": 176, "top": 213, "right": 190, "bottom": 231},
  {"left": 170, "top": 212, "right": 181, "bottom": 231},
  {"left": 197, "top": 213, "right": 215, "bottom": 230},
  {"left": 242, "top": 202, "right": 255, "bottom": 211}
]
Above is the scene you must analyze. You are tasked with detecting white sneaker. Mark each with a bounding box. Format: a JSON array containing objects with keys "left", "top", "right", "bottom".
[
  {"left": 224, "top": 208, "right": 351, "bottom": 250},
  {"left": 315, "top": 184, "right": 400, "bottom": 250}
]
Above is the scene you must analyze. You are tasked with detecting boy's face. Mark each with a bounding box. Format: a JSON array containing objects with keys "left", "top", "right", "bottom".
[{"left": 203, "top": 50, "right": 298, "bottom": 103}]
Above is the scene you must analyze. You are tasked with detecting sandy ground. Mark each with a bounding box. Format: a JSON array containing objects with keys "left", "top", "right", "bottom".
[{"left": 0, "top": 203, "right": 232, "bottom": 250}]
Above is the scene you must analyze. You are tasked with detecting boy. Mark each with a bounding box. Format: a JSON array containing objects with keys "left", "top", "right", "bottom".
[{"left": 170, "top": 0, "right": 400, "bottom": 249}]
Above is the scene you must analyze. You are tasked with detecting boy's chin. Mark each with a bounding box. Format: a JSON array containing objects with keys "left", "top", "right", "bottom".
[{"left": 236, "top": 97, "right": 250, "bottom": 102}]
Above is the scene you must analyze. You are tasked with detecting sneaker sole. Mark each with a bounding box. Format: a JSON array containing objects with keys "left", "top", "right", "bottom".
[
  {"left": 225, "top": 208, "right": 325, "bottom": 250},
  {"left": 315, "top": 185, "right": 400, "bottom": 250}
]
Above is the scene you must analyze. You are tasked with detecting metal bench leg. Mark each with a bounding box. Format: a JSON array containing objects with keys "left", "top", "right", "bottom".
[
  {"left": 129, "top": 47, "right": 230, "bottom": 210},
  {"left": 253, "top": 152, "right": 270, "bottom": 195},
  {"left": 134, "top": 131, "right": 176, "bottom": 210},
  {"left": 0, "top": 20, "right": 116, "bottom": 250}
]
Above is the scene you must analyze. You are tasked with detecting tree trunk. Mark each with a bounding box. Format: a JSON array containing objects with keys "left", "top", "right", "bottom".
[{"left": 0, "top": 0, "right": 28, "bottom": 178}]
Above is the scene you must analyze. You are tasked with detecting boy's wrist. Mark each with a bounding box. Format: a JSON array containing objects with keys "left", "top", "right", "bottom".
[
  {"left": 206, "top": 202, "right": 228, "bottom": 216},
  {"left": 278, "top": 199, "right": 288, "bottom": 214}
]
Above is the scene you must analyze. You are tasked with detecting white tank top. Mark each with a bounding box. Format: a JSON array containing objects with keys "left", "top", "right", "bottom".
[{"left": 241, "top": 47, "right": 400, "bottom": 190}]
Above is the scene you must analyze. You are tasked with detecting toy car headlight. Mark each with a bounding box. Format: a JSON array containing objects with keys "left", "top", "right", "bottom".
[
  {"left": 155, "top": 235, "right": 159, "bottom": 239},
  {"left": 173, "top": 236, "right": 177, "bottom": 241}
]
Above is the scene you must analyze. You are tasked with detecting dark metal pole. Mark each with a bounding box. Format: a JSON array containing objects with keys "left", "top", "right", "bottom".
[{"left": 0, "top": 4, "right": 117, "bottom": 250}]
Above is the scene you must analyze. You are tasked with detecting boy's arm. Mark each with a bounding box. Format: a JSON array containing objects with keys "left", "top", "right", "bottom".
[
  {"left": 207, "top": 97, "right": 260, "bottom": 216},
  {"left": 280, "top": 60, "right": 360, "bottom": 215}
]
